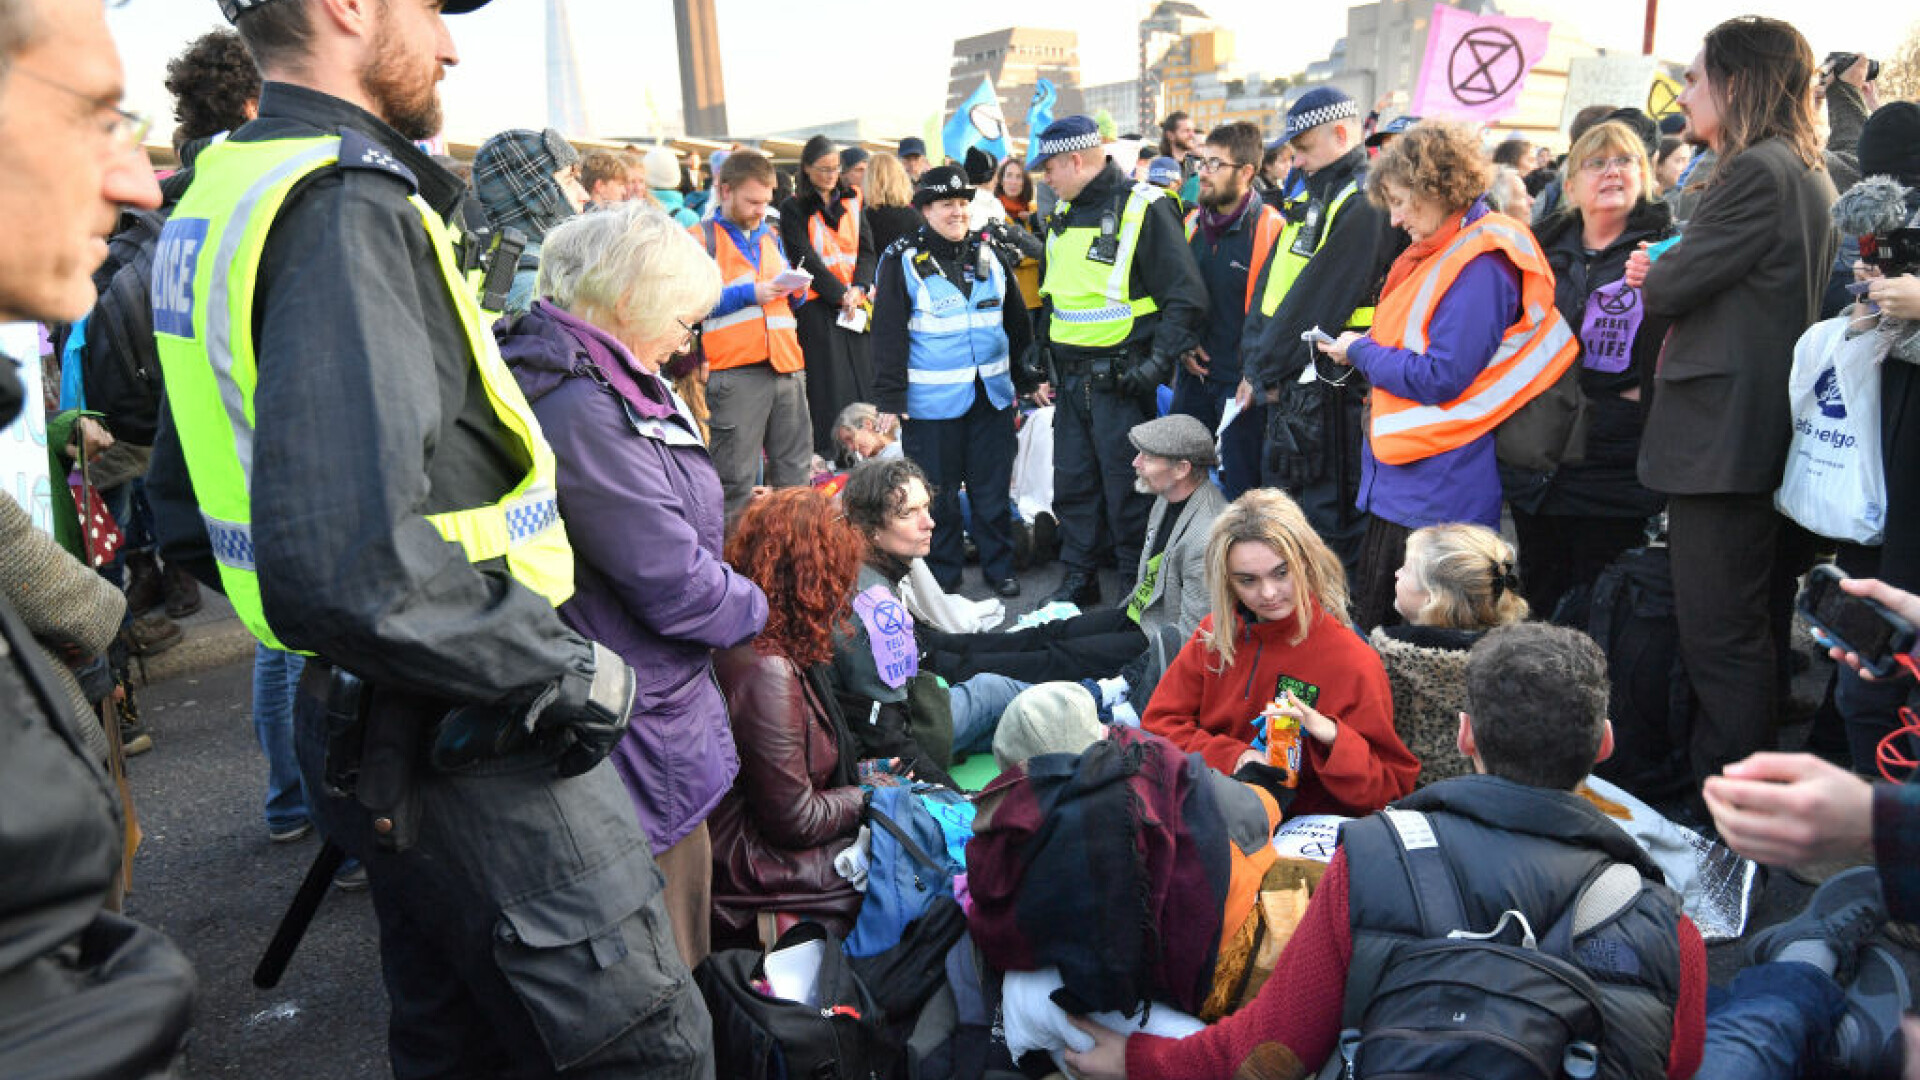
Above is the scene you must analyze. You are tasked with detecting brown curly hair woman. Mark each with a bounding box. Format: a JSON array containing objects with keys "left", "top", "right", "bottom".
[{"left": 709, "top": 488, "right": 874, "bottom": 944}]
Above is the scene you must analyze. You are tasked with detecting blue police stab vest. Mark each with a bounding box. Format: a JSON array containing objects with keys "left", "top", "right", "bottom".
[{"left": 901, "top": 244, "right": 1015, "bottom": 421}]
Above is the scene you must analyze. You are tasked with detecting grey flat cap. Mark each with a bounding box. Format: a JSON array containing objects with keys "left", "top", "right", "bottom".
[{"left": 1128, "top": 413, "right": 1217, "bottom": 467}]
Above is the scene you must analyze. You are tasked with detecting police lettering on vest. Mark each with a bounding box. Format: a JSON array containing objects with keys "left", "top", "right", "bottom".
[
  {"left": 696, "top": 220, "right": 804, "bottom": 374},
  {"left": 152, "top": 132, "right": 574, "bottom": 651},
  {"left": 1365, "top": 214, "right": 1580, "bottom": 465},
  {"left": 899, "top": 243, "right": 1016, "bottom": 420},
  {"left": 1041, "top": 182, "right": 1164, "bottom": 349}
]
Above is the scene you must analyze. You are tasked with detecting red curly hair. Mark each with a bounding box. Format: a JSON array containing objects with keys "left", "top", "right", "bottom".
[{"left": 724, "top": 488, "right": 865, "bottom": 669}]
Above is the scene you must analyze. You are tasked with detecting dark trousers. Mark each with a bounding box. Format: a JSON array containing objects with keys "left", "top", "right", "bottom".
[
  {"left": 1354, "top": 515, "right": 1410, "bottom": 633},
  {"left": 1053, "top": 370, "right": 1154, "bottom": 576},
  {"left": 904, "top": 393, "right": 1016, "bottom": 587},
  {"left": 1169, "top": 370, "right": 1262, "bottom": 500},
  {"left": 922, "top": 605, "right": 1148, "bottom": 684},
  {"left": 795, "top": 300, "right": 873, "bottom": 458},
  {"left": 1510, "top": 511, "right": 1650, "bottom": 620},
  {"left": 292, "top": 681, "right": 713, "bottom": 1079},
  {"left": 1667, "top": 493, "right": 1817, "bottom": 786}
]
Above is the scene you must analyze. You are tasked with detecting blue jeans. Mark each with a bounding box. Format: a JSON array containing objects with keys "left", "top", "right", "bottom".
[
  {"left": 1695, "top": 961, "right": 1847, "bottom": 1080},
  {"left": 253, "top": 644, "right": 309, "bottom": 833},
  {"left": 949, "top": 673, "right": 1028, "bottom": 758}
]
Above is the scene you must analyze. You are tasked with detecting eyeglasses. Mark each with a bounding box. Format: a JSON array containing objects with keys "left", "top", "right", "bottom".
[
  {"left": 1196, "top": 157, "right": 1249, "bottom": 174},
  {"left": 1578, "top": 155, "right": 1636, "bottom": 176},
  {"left": 674, "top": 318, "right": 703, "bottom": 355},
  {"left": 14, "top": 67, "right": 150, "bottom": 152},
  {"left": 807, "top": 162, "right": 842, "bottom": 175}
]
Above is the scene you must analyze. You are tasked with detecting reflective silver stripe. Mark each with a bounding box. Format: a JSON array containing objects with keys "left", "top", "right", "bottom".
[
  {"left": 765, "top": 316, "right": 797, "bottom": 331},
  {"left": 907, "top": 357, "right": 1010, "bottom": 385},
  {"left": 1371, "top": 307, "right": 1576, "bottom": 437},
  {"left": 723, "top": 272, "right": 755, "bottom": 286},
  {"left": 907, "top": 308, "right": 1004, "bottom": 334},
  {"left": 205, "top": 140, "right": 342, "bottom": 480},
  {"left": 1103, "top": 186, "right": 1154, "bottom": 307},
  {"left": 1398, "top": 216, "right": 1535, "bottom": 355},
  {"left": 203, "top": 513, "right": 256, "bottom": 571},
  {"left": 702, "top": 304, "right": 767, "bottom": 333}
]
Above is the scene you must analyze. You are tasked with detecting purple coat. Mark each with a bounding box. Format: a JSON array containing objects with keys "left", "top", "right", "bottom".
[
  {"left": 500, "top": 301, "right": 768, "bottom": 852},
  {"left": 1347, "top": 199, "right": 1519, "bottom": 530}
]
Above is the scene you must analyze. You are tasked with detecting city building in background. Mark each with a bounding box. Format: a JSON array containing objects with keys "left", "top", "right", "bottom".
[
  {"left": 1137, "top": 0, "right": 1216, "bottom": 132},
  {"left": 545, "top": 0, "right": 589, "bottom": 134},
  {"left": 1081, "top": 78, "right": 1142, "bottom": 133},
  {"left": 946, "top": 28, "right": 1087, "bottom": 140},
  {"left": 674, "top": 0, "right": 728, "bottom": 136},
  {"left": 1154, "top": 27, "right": 1290, "bottom": 140}
]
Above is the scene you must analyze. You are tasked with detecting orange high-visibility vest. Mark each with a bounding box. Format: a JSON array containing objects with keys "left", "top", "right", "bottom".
[
  {"left": 805, "top": 194, "right": 862, "bottom": 301},
  {"left": 693, "top": 220, "right": 804, "bottom": 374},
  {"left": 1183, "top": 202, "right": 1285, "bottom": 314},
  {"left": 1365, "top": 213, "right": 1578, "bottom": 466}
]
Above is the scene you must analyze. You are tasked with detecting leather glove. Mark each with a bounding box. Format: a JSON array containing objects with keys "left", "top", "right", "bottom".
[
  {"left": 1118, "top": 351, "right": 1174, "bottom": 400},
  {"left": 431, "top": 641, "right": 634, "bottom": 777}
]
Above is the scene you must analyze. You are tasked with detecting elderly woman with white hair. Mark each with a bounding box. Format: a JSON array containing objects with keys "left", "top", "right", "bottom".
[{"left": 498, "top": 203, "right": 769, "bottom": 970}]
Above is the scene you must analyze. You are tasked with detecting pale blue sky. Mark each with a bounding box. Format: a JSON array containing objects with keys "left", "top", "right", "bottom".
[{"left": 108, "top": 1, "right": 1885, "bottom": 144}]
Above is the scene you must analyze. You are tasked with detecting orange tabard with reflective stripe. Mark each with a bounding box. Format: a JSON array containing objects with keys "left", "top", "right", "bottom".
[
  {"left": 804, "top": 193, "right": 862, "bottom": 301},
  {"left": 1183, "top": 203, "right": 1286, "bottom": 314},
  {"left": 1364, "top": 214, "right": 1579, "bottom": 466},
  {"left": 694, "top": 222, "right": 804, "bottom": 374}
]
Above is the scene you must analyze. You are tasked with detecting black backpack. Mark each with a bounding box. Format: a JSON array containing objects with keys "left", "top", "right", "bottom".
[
  {"left": 1324, "top": 810, "right": 1644, "bottom": 1080},
  {"left": 1578, "top": 545, "right": 1696, "bottom": 812},
  {"left": 694, "top": 921, "right": 897, "bottom": 1080}
]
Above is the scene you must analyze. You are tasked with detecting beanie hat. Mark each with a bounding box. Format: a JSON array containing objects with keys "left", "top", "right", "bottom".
[
  {"left": 964, "top": 146, "right": 996, "bottom": 185},
  {"left": 1859, "top": 102, "right": 1920, "bottom": 189},
  {"left": 643, "top": 145, "right": 681, "bottom": 190},
  {"left": 802, "top": 134, "right": 839, "bottom": 169},
  {"left": 473, "top": 128, "right": 579, "bottom": 242},
  {"left": 992, "top": 682, "right": 1105, "bottom": 770},
  {"left": 1603, "top": 108, "right": 1661, "bottom": 161},
  {"left": 840, "top": 146, "right": 870, "bottom": 172},
  {"left": 912, "top": 164, "right": 971, "bottom": 207},
  {"left": 1146, "top": 156, "right": 1183, "bottom": 188},
  {"left": 1033, "top": 115, "right": 1102, "bottom": 162},
  {"left": 1286, "top": 87, "right": 1358, "bottom": 140}
]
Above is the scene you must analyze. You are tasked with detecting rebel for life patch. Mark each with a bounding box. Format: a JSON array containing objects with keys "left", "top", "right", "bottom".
[
  {"left": 854, "top": 584, "right": 918, "bottom": 689},
  {"left": 1578, "top": 278, "right": 1643, "bottom": 375},
  {"left": 152, "top": 217, "right": 210, "bottom": 339}
]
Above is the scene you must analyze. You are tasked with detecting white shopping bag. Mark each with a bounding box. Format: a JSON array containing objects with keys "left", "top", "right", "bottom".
[{"left": 1775, "top": 316, "right": 1889, "bottom": 545}]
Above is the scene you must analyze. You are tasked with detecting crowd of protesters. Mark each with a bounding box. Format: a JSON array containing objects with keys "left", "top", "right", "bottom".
[{"left": 10, "top": 1, "right": 1920, "bottom": 1077}]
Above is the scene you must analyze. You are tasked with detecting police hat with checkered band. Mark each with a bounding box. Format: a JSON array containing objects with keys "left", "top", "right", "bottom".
[
  {"left": 1032, "top": 116, "right": 1104, "bottom": 163},
  {"left": 219, "top": 0, "right": 493, "bottom": 23},
  {"left": 912, "top": 165, "right": 972, "bottom": 208},
  {"left": 1285, "top": 87, "right": 1359, "bottom": 141}
]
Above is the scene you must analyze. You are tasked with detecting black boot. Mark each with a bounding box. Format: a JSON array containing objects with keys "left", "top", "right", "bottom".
[
  {"left": 123, "top": 550, "right": 163, "bottom": 617},
  {"left": 162, "top": 562, "right": 202, "bottom": 619},
  {"left": 1046, "top": 572, "right": 1100, "bottom": 607}
]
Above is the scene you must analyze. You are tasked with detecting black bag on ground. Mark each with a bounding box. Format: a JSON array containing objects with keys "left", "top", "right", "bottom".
[
  {"left": 694, "top": 921, "right": 896, "bottom": 1080},
  {"left": 1580, "top": 545, "right": 1694, "bottom": 810},
  {"left": 850, "top": 896, "right": 968, "bottom": 1022}
]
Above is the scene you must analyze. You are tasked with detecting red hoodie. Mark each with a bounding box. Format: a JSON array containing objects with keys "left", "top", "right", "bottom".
[{"left": 1141, "top": 609, "right": 1417, "bottom": 818}]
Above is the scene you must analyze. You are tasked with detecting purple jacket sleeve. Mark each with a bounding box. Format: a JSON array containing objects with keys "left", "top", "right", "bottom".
[
  {"left": 544, "top": 383, "right": 767, "bottom": 649},
  {"left": 1348, "top": 252, "right": 1520, "bottom": 404}
]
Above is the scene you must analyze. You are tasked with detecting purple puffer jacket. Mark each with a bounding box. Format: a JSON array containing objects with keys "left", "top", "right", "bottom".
[{"left": 499, "top": 301, "right": 768, "bottom": 853}]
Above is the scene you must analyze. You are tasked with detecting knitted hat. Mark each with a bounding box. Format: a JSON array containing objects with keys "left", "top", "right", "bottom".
[
  {"left": 1128, "top": 413, "right": 1217, "bottom": 467},
  {"left": 1146, "top": 156, "right": 1183, "bottom": 188},
  {"left": 912, "top": 165, "right": 971, "bottom": 207},
  {"left": 964, "top": 146, "right": 997, "bottom": 185},
  {"left": 1603, "top": 108, "right": 1661, "bottom": 160},
  {"left": 1859, "top": 102, "right": 1920, "bottom": 189},
  {"left": 898, "top": 136, "right": 928, "bottom": 159},
  {"left": 802, "top": 134, "right": 839, "bottom": 168},
  {"left": 992, "top": 682, "right": 1105, "bottom": 770},
  {"left": 1286, "top": 87, "right": 1358, "bottom": 140},
  {"left": 841, "top": 146, "right": 871, "bottom": 172},
  {"left": 221, "top": 0, "right": 488, "bottom": 21},
  {"left": 1033, "top": 115, "right": 1103, "bottom": 162},
  {"left": 643, "top": 145, "right": 681, "bottom": 190},
  {"left": 473, "top": 128, "right": 579, "bottom": 242}
]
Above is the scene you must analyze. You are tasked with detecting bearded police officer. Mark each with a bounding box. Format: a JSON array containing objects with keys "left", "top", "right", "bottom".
[
  {"left": 1032, "top": 115, "right": 1207, "bottom": 607},
  {"left": 145, "top": 0, "right": 712, "bottom": 1075}
]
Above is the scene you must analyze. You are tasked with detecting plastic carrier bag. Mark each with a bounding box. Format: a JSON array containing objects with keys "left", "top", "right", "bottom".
[{"left": 1775, "top": 316, "right": 1888, "bottom": 545}]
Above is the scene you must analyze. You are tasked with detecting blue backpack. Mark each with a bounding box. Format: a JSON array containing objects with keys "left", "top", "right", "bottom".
[{"left": 845, "top": 785, "right": 972, "bottom": 958}]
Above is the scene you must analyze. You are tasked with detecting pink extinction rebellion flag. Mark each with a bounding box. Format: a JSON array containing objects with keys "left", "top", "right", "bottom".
[{"left": 1409, "top": 4, "right": 1552, "bottom": 122}]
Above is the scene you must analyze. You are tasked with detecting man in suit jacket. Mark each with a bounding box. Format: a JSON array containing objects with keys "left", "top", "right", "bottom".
[
  {"left": 1627, "top": 16, "right": 1838, "bottom": 798},
  {"left": 919, "top": 414, "right": 1228, "bottom": 696}
]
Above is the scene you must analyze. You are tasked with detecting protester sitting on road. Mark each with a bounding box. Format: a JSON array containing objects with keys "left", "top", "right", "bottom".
[
  {"left": 499, "top": 203, "right": 769, "bottom": 971},
  {"left": 1508, "top": 119, "right": 1674, "bottom": 619},
  {"left": 831, "top": 401, "right": 902, "bottom": 463},
  {"left": 1140, "top": 488, "right": 1416, "bottom": 817},
  {"left": 1369, "top": 523, "right": 1528, "bottom": 788},
  {"left": 709, "top": 488, "right": 871, "bottom": 945},
  {"left": 920, "top": 414, "right": 1227, "bottom": 705},
  {"left": 1315, "top": 121, "right": 1578, "bottom": 631},
  {"left": 830, "top": 458, "right": 1026, "bottom": 774},
  {"left": 991, "top": 681, "right": 1108, "bottom": 770},
  {"left": 472, "top": 127, "right": 588, "bottom": 318}
]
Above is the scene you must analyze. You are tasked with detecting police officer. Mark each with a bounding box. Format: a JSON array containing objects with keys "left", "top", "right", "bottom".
[
  {"left": 1032, "top": 115, "right": 1207, "bottom": 606},
  {"left": 145, "top": 1, "right": 711, "bottom": 1075},
  {"left": 1239, "top": 87, "right": 1400, "bottom": 576},
  {"left": 870, "top": 165, "right": 1034, "bottom": 597}
]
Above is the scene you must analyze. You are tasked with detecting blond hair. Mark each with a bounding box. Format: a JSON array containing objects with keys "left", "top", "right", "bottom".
[
  {"left": 1401, "top": 524, "right": 1529, "bottom": 630},
  {"left": 865, "top": 152, "right": 913, "bottom": 209},
  {"left": 1202, "top": 489, "right": 1349, "bottom": 666},
  {"left": 1557, "top": 120, "right": 1655, "bottom": 219}
]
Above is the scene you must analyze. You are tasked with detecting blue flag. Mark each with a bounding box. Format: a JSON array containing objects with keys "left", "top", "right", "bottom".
[
  {"left": 1024, "top": 79, "right": 1057, "bottom": 166},
  {"left": 942, "top": 76, "right": 1010, "bottom": 164}
]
